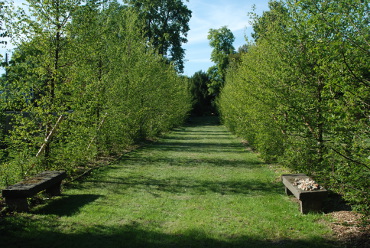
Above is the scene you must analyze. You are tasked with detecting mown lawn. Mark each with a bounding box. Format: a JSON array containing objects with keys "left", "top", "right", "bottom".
[{"left": 0, "top": 117, "right": 337, "bottom": 248}]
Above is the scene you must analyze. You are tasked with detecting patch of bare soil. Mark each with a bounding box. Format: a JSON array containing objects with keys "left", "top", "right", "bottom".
[{"left": 327, "top": 211, "right": 369, "bottom": 248}]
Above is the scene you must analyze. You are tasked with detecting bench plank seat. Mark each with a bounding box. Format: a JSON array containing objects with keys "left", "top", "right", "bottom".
[
  {"left": 281, "top": 173, "right": 327, "bottom": 214},
  {"left": 2, "top": 171, "right": 67, "bottom": 211}
]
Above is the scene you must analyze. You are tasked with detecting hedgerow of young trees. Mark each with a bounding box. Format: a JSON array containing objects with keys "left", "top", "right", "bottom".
[
  {"left": 0, "top": 0, "right": 191, "bottom": 187},
  {"left": 219, "top": 0, "right": 369, "bottom": 214}
]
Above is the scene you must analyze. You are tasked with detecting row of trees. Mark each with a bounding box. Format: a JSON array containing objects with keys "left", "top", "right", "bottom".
[
  {"left": 219, "top": 0, "right": 369, "bottom": 214},
  {"left": 187, "top": 26, "right": 238, "bottom": 116},
  {"left": 0, "top": 0, "right": 192, "bottom": 187}
]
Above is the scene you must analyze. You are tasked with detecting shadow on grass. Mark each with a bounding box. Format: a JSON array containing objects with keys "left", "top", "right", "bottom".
[
  {"left": 186, "top": 116, "right": 221, "bottom": 126},
  {"left": 0, "top": 116, "right": 340, "bottom": 248},
  {"left": 141, "top": 125, "right": 251, "bottom": 156},
  {"left": 123, "top": 133, "right": 261, "bottom": 167},
  {"left": 0, "top": 215, "right": 337, "bottom": 248},
  {"left": 125, "top": 156, "right": 263, "bottom": 168},
  {"left": 164, "top": 134, "right": 233, "bottom": 141},
  {"left": 34, "top": 194, "right": 101, "bottom": 216},
  {"left": 80, "top": 174, "right": 281, "bottom": 196},
  {"left": 150, "top": 141, "right": 247, "bottom": 154}
]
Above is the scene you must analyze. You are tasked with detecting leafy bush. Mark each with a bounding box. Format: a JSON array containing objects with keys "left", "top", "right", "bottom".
[
  {"left": 0, "top": 2, "right": 191, "bottom": 187},
  {"left": 219, "top": 0, "right": 370, "bottom": 215}
]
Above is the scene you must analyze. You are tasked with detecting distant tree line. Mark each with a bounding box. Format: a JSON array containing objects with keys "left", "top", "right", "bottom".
[
  {"left": 219, "top": 0, "right": 369, "bottom": 215},
  {"left": 0, "top": 0, "right": 192, "bottom": 186},
  {"left": 188, "top": 26, "right": 237, "bottom": 116}
]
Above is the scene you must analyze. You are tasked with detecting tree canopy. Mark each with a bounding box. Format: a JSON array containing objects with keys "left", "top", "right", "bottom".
[
  {"left": 124, "top": 0, "right": 192, "bottom": 73},
  {"left": 189, "top": 71, "right": 215, "bottom": 116},
  {"left": 207, "top": 26, "right": 235, "bottom": 96}
]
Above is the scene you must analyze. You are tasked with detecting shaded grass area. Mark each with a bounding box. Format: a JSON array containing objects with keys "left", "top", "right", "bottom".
[{"left": 0, "top": 117, "right": 337, "bottom": 247}]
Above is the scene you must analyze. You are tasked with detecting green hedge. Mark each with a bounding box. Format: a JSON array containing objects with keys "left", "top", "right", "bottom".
[
  {"left": 0, "top": 3, "right": 191, "bottom": 187},
  {"left": 219, "top": 0, "right": 369, "bottom": 215}
]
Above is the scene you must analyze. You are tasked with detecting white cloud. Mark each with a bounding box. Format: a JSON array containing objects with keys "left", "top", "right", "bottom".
[
  {"left": 182, "top": 0, "right": 270, "bottom": 76},
  {"left": 185, "top": 0, "right": 254, "bottom": 45}
]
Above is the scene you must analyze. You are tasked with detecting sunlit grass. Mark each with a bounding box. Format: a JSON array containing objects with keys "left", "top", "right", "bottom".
[{"left": 0, "top": 117, "right": 336, "bottom": 248}]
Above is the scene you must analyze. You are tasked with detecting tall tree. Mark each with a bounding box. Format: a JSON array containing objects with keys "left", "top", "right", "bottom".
[
  {"left": 207, "top": 26, "right": 235, "bottom": 96},
  {"left": 4, "top": 0, "right": 81, "bottom": 166},
  {"left": 124, "top": 0, "right": 191, "bottom": 73}
]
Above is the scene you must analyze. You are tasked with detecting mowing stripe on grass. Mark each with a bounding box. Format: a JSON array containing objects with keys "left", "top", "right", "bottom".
[{"left": 0, "top": 117, "right": 336, "bottom": 248}]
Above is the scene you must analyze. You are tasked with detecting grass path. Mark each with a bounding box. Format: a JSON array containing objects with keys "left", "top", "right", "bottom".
[{"left": 1, "top": 117, "right": 336, "bottom": 247}]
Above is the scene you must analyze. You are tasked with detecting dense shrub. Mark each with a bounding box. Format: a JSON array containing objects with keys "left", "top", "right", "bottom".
[
  {"left": 219, "top": 0, "right": 370, "bottom": 215},
  {"left": 0, "top": 2, "right": 191, "bottom": 187}
]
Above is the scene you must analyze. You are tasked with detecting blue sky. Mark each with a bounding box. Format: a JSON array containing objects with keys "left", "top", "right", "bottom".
[{"left": 182, "top": 0, "right": 271, "bottom": 76}]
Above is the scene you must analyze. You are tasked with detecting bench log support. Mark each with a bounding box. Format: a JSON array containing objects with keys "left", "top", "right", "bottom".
[
  {"left": 44, "top": 181, "right": 63, "bottom": 197},
  {"left": 2, "top": 171, "right": 67, "bottom": 212},
  {"left": 281, "top": 174, "right": 327, "bottom": 214},
  {"left": 5, "top": 197, "right": 29, "bottom": 212}
]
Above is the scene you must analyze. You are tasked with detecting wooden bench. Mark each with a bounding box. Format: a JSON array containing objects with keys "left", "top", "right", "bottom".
[
  {"left": 2, "top": 171, "right": 67, "bottom": 212},
  {"left": 281, "top": 173, "right": 327, "bottom": 214}
]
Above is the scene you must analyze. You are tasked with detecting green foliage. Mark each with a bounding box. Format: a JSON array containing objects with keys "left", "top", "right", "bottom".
[
  {"left": 207, "top": 26, "right": 235, "bottom": 96},
  {"left": 124, "top": 0, "right": 192, "bottom": 73},
  {"left": 0, "top": 1, "right": 9, "bottom": 164},
  {"left": 219, "top": 42, "right": 286, "bottom": 163},
  {"left": 189, "top": 71, "right": 215, "bottom": 116},
  {"left": 208, "top": 26, "right": 235, "bottom": 66},
  {"left": 219, "top": 0, "right": 370, "bottom": 215},
  {"left": 0, "top": 107, "right": 5, "bottom": 164},
  {"left": 0, "top": 0, "right": 191, "bottom": 187},
  {"left": 0, "top": 0, "right": 7, "bottom": 48}
]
